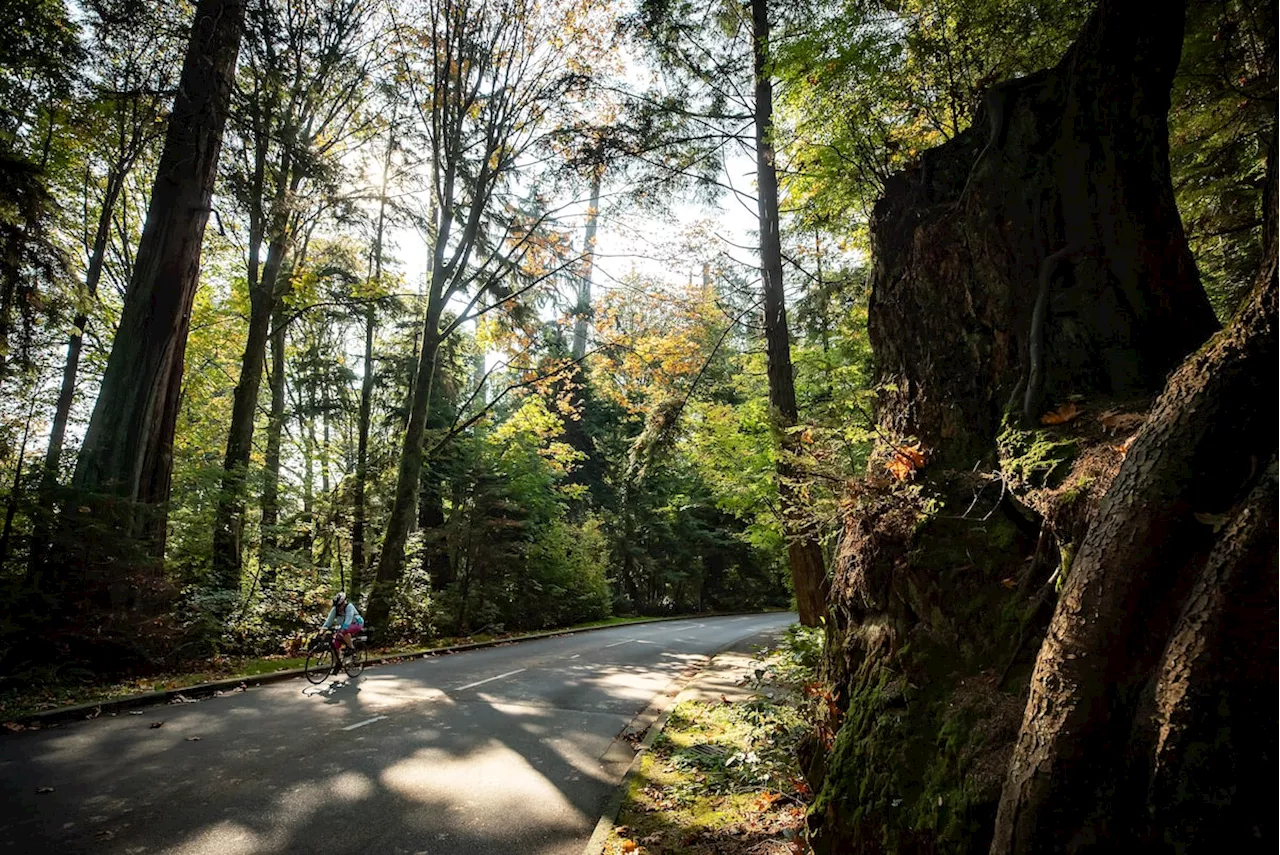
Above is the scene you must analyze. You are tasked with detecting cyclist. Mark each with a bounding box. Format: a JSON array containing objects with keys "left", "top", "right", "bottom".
[{"left": 321, "top": 592, "right": 364, "bottom": 660}]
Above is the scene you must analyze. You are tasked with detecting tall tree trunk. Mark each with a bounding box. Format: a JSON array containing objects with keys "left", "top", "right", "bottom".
[
  {"left": 211, "top": 233, "right": 287, "bottom": 597},
  {"left": 363, "top": 309, "right": 442, "bottom": 630},
  {"left": 571, "top": 169, "right": 601, "bottom": 361},
  {"left": 0, "top": 398, "right": 37, "bottom": 565},
  {"left": 43, "top": 172, "right": 123, "bottom": 485},
  {"left": 50, "top": 0, "right": 245, "bottom": 629},
  {"left": 352, "top": 127, "right": 393, "bottom": 597},
  {"left": 750, "top": 0, "right": 828, "bottom": 627},
  {"left": 258, "top": 302, "right": 288, "bottom": 581},
  {"left": 29, "top": 170, "right": 126, "bottom": 571},
  {"left": 991, "top": 242, "right": 1276, "bottom": 853}
]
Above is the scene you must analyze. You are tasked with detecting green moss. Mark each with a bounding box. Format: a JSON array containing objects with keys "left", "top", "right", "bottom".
[
  {"left": 809, "top": 650, "right": 998, "bottom": 854},
  {"left": 996, "top": 419, "right": 1078, "bottom": 488}
]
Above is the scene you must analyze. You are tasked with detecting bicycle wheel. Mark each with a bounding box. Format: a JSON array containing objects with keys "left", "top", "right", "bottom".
[
  {"left": 342, "top": 643, "right": 366, "bottom": 678},
  {"left": 304, "top": 644, "right": 336, "bottom": 684}
]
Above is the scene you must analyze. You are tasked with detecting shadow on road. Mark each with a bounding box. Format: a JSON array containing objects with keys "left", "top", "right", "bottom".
[{"left": 0, "top": 630, "right": 781, "bottom": 855}]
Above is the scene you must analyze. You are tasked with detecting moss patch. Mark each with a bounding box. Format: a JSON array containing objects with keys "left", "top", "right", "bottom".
[
  {"left": 604, "top": 638, "right": 816, "bottom": 854},
  {"left": 997, "top": 420, "right": 1079, "bottom": 489}
]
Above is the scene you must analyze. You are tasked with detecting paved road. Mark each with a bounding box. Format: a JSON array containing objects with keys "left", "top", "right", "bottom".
[{"left": 0, "top": 613, "right": 794, "bottom": 854}]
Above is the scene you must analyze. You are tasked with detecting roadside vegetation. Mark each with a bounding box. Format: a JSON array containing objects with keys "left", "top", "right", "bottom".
[{"left": 605, "top": 626, "right": 822, "bottom": 855}]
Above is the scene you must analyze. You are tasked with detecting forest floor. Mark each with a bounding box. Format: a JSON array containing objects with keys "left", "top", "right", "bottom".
[
  {"left": 0, "top": 613, "right": 689, "bottom": 723},
  {"left": 601, "top": 629, "right": 817, "bottom": 855}
]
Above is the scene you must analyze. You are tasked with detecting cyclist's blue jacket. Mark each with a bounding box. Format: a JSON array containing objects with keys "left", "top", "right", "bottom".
[{"left": 322, "top": 603, "right": 363, "bottom": 630}]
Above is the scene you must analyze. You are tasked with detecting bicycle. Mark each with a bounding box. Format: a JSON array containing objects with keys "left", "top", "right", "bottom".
[{"left": 304, "top": 626, "right": 369, "bottom": 684}]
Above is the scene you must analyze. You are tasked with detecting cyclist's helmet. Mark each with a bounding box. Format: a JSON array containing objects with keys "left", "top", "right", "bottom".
[{"left": 333, "top": 592, "right": 347, "bottom": 610}]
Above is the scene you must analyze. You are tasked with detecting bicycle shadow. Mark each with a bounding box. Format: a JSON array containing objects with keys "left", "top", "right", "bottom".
[{"left": 301, "top": 676, "right": 364, "bottom": 706}]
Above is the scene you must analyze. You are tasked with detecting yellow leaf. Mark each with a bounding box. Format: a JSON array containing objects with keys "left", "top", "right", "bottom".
[
  {"left": 621, "top": 841, "right": 638, "bottom": 853},
  {"left": 1040, "top": 402, "right": 1081, "bottom": 426}
]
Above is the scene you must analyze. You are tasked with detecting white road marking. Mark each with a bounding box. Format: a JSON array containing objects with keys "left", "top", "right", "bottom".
[
  {"left": 605, "top": 639, "right": 636, "bottom": 648},
  {"left": 568, "top": 654, "right": 580, "bottom": 659},
  {"left": 454, "top": 668, "right": 526, "bottom": 691},
  {"left": 342, "top": 715, "right": 387, "bottom": 731}
]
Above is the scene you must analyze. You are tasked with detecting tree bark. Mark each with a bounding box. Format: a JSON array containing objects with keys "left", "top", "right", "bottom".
[
  {"left": 258, "top": 302, "right": 288, "bottom": 577},
  {"left": 571, "top": 169, "right": 601, "bottom": 361},
  {"left": 991, "top": 243, "right": 1277, "bottom": 854},
  {"left": 57, "top": 0, "right": 245, "bottom": 593},
  {"left": 211, "top": 232, "right": 287, "bottom": 596},
  {"left": 363, "top": 309, "right": 442, "bottom": 629},
  {"left": 352, "top": 124, "right": 393, "bottom": 595},
  {"left": 751, "top": 0, "right": 828, "bottom": 627}
]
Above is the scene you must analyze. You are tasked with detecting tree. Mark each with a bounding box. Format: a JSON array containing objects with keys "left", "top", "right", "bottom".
[
  {"left": 0, "top": 0, "right": 82, "bottom": 391},
  {"left": 804, "top": 1, "right": 1240, "bottom": 850},
  {"left": 991, "top": 124, "right": 1278, "bottom": 855},
  {"left": 627, "top": 0, "right": 828, "bottom": 624},
  {"left": 210, "top": 0, "right": 376, "bottom": 600},
  {"left": 362, "top": 0, "right": 599, "bottom": 628},
  {"left": 57, "top": 0, "right": 246, "bottom": 579},
  {"left": 36, "top": 0, "right": 182, "bottom": 532}
]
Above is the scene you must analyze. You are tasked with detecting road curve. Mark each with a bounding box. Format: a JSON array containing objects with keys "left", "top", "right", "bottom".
[{"left": 0, "top": 612, "right": 795, "bottom": 854}]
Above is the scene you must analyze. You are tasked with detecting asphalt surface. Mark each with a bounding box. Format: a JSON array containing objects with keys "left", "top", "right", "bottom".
[{"left": 0, "top": 613, "right": 794, "bottom": 854}]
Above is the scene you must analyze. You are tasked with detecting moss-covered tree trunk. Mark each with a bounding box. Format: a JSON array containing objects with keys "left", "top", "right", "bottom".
[
  {"left": 807, "top": 2, "right": 1239, "bottom": 852},
  {"left": 991, "top": 189, "right": 1277, "bottom": 855}
]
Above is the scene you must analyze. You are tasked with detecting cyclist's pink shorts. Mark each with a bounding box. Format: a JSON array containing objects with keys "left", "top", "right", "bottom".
[{"left": 332, "top": 620, "right": 364, "bottom": 647}]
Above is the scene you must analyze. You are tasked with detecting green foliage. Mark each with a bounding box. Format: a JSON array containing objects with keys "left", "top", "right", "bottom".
[{"left": 776, "top": 0, "right": 1085, "bottom": 240}]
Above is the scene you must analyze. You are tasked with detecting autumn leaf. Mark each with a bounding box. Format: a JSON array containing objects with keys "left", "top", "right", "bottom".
[
  {"left": 149, "top": 721, "right": 164, "bottom": 729},
  {"left": 1039, "top": 402, "right": 1081, "bottom": 425},
  {"left": 1111, "top": 435, "right": 1137, "bottom": 458},
  {"left": 1193, "top": 512, "right": 1230, "bottom": 532},
  {"left": 886, "top": 443, "right": 926, "bottom": 481},
  {"left": 1098, "top": 409, "right": 1145, "bottom": 434},
  {"left": 1000, "top": 577, "right": 1017, "bottom": 589},
  {"left": 620, "top": 840, "right": 639, "bottom": 853},
  {"left": 754, "top": 791, "right": 783, "bottom": 811}
]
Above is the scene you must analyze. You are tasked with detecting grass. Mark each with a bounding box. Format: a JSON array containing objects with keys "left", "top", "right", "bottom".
[
  {"left": 603, "top": 629, "right": 819, "bottom": 855},
  {"left": 0, "top": 612, "right": 735, "bottom": 723}
]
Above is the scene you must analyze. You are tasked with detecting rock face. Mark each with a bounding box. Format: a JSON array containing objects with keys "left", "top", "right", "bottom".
[{"left": 803, "top": 2, "right": 1275, "bottom": 853}]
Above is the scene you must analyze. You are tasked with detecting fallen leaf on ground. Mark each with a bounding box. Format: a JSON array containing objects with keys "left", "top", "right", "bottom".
[
  {"left": 1098, "top": 409, "right": 1145, "bottom": 433},
  {"left": 620, "top": 839, "right": 638, "bottom": 853},
  {"left": 640, "top": 833, "right": 663, "bottom": 844},
  {"left": 35, "top": 786, "right": 54, "bottom": 794},
  {"left": 149, "top": 721, "right": 164, "bottom": 729},
  {"left": 1040, "top": 402, "right": 1081, "bottom": 425},
  {"left": 1111, "top": 435, "right": 1137, "bottom": 458},
  {"left": 128, "top": 711, "right": 144, "bottom": 716},
  {"left": 1194, "top": 512, "right": 1230, "bottom": 532},
  {"left": 3, "top": 722, "right": 24, "bottom": 732},
  {"left": 185, "top": 736, "right": 202, "bottom": 742},
  {"left": 754, "top": 791, "right": 783, "bottom": 811},
  {"left": 1001, "top": 577, "right": 1017, "bottom": 590}
]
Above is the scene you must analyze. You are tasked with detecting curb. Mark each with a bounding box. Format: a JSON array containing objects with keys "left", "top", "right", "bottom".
[
  {"left": 581, "top": 625, "right": 788, "bottom": 855},
  {"left": 7, "top": 611, "right": 787, "bottom": 730}
]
